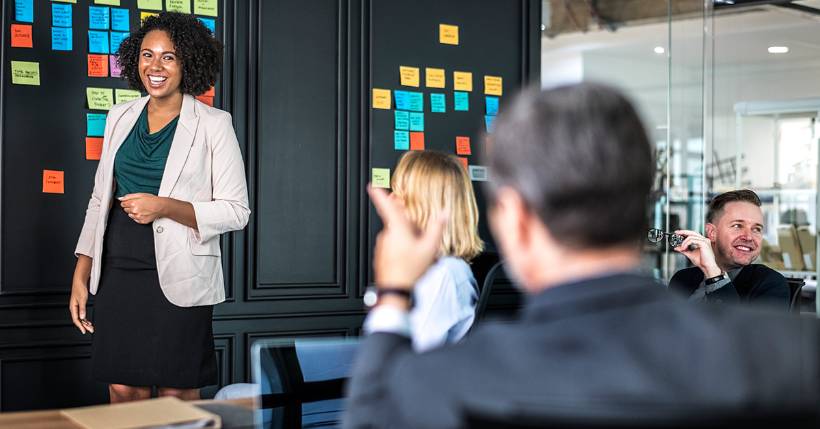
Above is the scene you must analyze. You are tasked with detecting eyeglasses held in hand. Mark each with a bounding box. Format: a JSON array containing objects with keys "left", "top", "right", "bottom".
[{"left": 647, "top": 228, "right": 698, "bottom": 250}]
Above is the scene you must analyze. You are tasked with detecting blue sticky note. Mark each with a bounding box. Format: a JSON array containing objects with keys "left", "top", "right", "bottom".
[
  {"left": 486, "top": 96, "right": 499, "bottom": 115},
  {"left": 87, "top": 113, "right": 106, "bottom": 137},
  {"left": 408, "top": 92, "right": 424, "bottom": 112},
  {"left": 15, "top": 0, "right": 33, "bottom": 23},
  {"left": 394, "top": 111, "right": 409, "bottom": 130},
  {"left": 111, "top": 8, "right": 129, "bottom": 32},
  {"left": 198, "top": 17, "right": 216, "bottom": 34},
  {"left": 455, "top": 92, "right": 469, "bottom": 111},
  {"left": 88, "top": 31, "right": 109, "bottom": 54},
  {"left": 394, "top": 130, "right": 410, "bottom": 150},
  {"left": 409, "top": 112, "right": 424, "bottom": 132},
  {"left": 395, "top": 91, "right": 410, "bottom": 111},
  {"left": 52, "top": 27, "right": 73, "bottom": 51},
  {"left": 485, "top": 115, "right": 496, "bottom": 133},
  {"left": 431, "top": 93, "right": 446, "bottom": 113},
  {"left": 110, "top": 31, "right": 129, "bottom": 55},
  {"left": 89, "top": 6, "right": 110, "bottom": 30},
  {"left": 52, "top": 3, "right": 72, "bottom": 28}
]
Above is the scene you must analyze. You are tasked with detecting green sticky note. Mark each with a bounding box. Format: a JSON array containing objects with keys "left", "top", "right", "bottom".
[
  {"left": 166, "top": 0, "right": 192, "bottom": 13},
  {"left": 372, "top": 168, "right": 390, "bottom": 189},
  {"left": 11, "top": 61, "right": 40, "bottom": 86},
  {"left": 94, "top": 0, "right": 121, "bottom": 5},
  {"left": 137, "top": 0, "right": 163, "bottom": 10},
  {"left": 194, "top": 0, "right": 218, "bottom": 17},
  {"left": 87, "top": 87, "right": 114, "bottom": 110},
  {"left": 52, "top": 0, "right": 78, "bottom": 3},
  {"left": 115, "top": 89, "right": 142, "bottom": 105}
]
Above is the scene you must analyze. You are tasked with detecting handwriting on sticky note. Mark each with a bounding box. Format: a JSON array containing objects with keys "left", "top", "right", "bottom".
[
  {"left": 194, "top": 0, "right": 218, "bottom": 17},
  {"left": 485, "top": 96, "right": 499, "bottom": 116},
  {"left": 87, "top": 113, "right": 106, "bottom": 137},
  {"left": 456, "top": 136, "right": 471, "bottom": 155},
  {"left": 372, "top": 88, "right": 391, "bottom": 109},
  {"left": 110, "top": 31, "right": 128, "bottom": 55},
  {"left": 15, "top": 0, "right": 33, "bottom": 23},
  {"left": 372, "top": 168, "right": 390, "bottom": 188},
  {"left": 11, "top": 24, "right": 33, "bottom": 48},
  {"left": 86, "top": 138, "right": 104, "bottom": 160},
  {"left": 394, "top": 131, "right": 410, "bottom": 150},
  {"left": 89, "top": 6, "right": 110, "bottom": 30},
  {"left": 138, "top": 0, "right": 162, "bottom": 10},
  {"left": 454, "top": 92, "right": 469, "bottom": 111},
  {"left": 110, "top": 55, "right": 122, "bottom": 77},
  {"left": 410, "top": 132, "right": 425, "bottom": 151},
  {"left": 439, "top": 24, "right": 458, "bottom": 45},
  {"left": 111, "top": 8, "right": 129, "bottom": 32},
  {"left": 116, "top": 89, "right": 142, "bottom": 104},
  {"left": 408, "top": 92, "right": 424, "bottom": 112},
  {"left": 52, "top": 3, "right": 73, "bottom": 27},
  {"left": 52, "top": 27, "right": 73, "bottom": 51},
  {"left": 11, "top": 61, "right": 40, "bottom": 86},
  {"left": 94, "top": 0, "right": 121, "bottom": 5},
  {"left": 425, "top": 68, "right": 445, "bottom": 88},
  {"left": 430, "top": 93, "right": 445, "bottom": 113},
  {"left": 400, "top": 66, "right": 420, "bottom": 87},
  {"left": 484, "top": 75, "right": 503, "bottom": 96},
  {"left": 166, "top": 0, "right": 191, "bottom": 14},
  {"left": 394, "top": 111, "right": 409, "bottom": 130},
  {"left": 87, "top": 87, "right": 114, "bottom": 110},
  {"left": 88, "top": 30, "right": 109, "bottom": 54},
  {"left": 43, "top": 170, "right": 65, "bottom": 194},
  {"left": 454, "top": 71, "right": 472, "bottom": 92},
  {"left": 195, "top": 94, "right": 214, "bottom": 106},
  {"left": 409, "top": 112, "right": 424, "bottom": 132},
  {"left": 88, "top": 55, "right": 109, "bottom": 77}
]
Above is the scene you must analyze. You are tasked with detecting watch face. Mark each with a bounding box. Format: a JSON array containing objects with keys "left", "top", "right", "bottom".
[{"left": 363, "top": 288, "right": 378, "bottom": 307}]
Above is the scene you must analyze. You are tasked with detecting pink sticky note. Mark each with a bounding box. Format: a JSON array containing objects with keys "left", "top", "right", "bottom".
[{"left": 110, "top": 55, "right": 122, "bottom": 77}]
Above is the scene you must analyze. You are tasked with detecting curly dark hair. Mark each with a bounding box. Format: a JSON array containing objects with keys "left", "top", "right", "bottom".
[{"left": 117, "top": 12, "right": 221, "bottom": 96}]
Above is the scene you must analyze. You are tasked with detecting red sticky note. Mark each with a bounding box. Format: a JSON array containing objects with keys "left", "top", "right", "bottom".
[
  {"left": 86, "top": 137, "right": 103, "bottom": 160},
  {"left": 410, "top": 132, "right": 425, "bottom": 151},
  {"left": 87, "top": 54, "right": 109, "bottom": 77},
  {"left": 11, "top": 24, "right": 33, "bottom": 48},
  {"left": 202, "top": 86, "right": 215, "bottom": 97},
  {"left": 457, "top": 157, "right": 469, "bottom": 170},
  {"left": 456, "top": 136, "right": 471, "bottom": 155},
  {"left": 196, "top": 94, "right": 214, "bottom": 106},
  {"left": 43, "top": 170, "right": 65, "bottom": 194}
]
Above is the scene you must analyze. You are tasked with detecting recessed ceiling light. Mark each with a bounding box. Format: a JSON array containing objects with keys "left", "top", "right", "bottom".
[
  {"left": 768, "top": 46, "right": 789, "bottom": 54},
  {"left": 654, "top": 46, "right": 665, "bottom": 54}
]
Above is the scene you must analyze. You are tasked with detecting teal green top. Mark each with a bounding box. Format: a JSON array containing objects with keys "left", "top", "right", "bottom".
[{"left": 114, "top": 106, "right": 179, "bottom": 199}]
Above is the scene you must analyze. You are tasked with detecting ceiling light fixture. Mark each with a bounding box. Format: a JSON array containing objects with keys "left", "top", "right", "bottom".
[
  {"left": 654, "top": 46, "right": 665, "bottom": 54},
  {"left": 768, "top": 46, "right": 789, "bottom": 54}
]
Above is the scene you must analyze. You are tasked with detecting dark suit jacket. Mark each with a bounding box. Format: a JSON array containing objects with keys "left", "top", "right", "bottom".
[
  {"left": 669, "top": 264, "right": 790, "bottom": 309},
  {"left": 344, "top": 273, "right": 819, "bottom": 429}
]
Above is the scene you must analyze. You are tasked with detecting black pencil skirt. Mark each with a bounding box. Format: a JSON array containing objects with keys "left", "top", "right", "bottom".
[{"left": 91, "top": 207, "right": 217, "bottom": 389}]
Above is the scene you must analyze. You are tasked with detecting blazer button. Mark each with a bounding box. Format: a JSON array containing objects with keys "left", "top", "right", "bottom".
[{"left": 156, "top": 226, "right": 164, "bottom": 234}]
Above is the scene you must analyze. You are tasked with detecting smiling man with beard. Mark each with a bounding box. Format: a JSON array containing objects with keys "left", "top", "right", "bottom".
[{"left": 669, "top": 190, "right": 790, "bottom": 309}]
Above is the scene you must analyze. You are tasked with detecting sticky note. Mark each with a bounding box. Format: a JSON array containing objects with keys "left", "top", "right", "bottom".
[
  {"left": 454, "top": 92, "right": 469, "bottom": 111},
  {"left": 202, "top": 86, "right": 215, "bottom": 96},
  {"left": 87, "top": 87, "right": 114, "bottom": 110},
  {"left": 372, "top": 168, "right": 390, "bottom": 189},
  {"left": 10, "top": 61, "right": 40, "bottom": 86},
  {"left": 111, "top": 8, "right": 129, "bottom": 32},
  {"left": 141, "top": 11, "right": 159, "bottom": 23},
  {"left": 457, "top": 157, "right": 468, "bottom": 171},
  {"left": 409, "top": 112, "right": 424, "bottom": 132},
  {"left": 43, "top": 170, "right": 65, "bottom": 194},
  {"left": 372, "top": 88, "right": 391, "bottom": 109},
  {"left": 469, "top": 165, "right": 489, "bottom": 182},
  {"left": 52, "top": 0, "right": 78, "bottom": 3},
  {"left": 52, "top": 27, "right": 72, "bottom": 51},
  {"left": 454, "top": 71, "right": 472, "bottom": 92},
  {"left": 394, "top": 131, "right": 410, "bottom": 150},
  {"left": 110, "top": 55, "right": 122, "bottom": 77},
  {"left": 408, "top": 92, "right": 424, "bottom": 112},
  {"left": 116, "top": 89, "right": 142, "bottom": 104},
  {"left": 394, "top": 91, "right": 409, "bottom": 110},
  {"left": 484, "top": 75, "right": 503, "bottom": 96},
  {"left": 195, "top": 94, "right": 214, "bottom": 106},
  {"left": 11, "top": 24, "right": 33, "bottom": 48},
  {"left": 89, "top": 31, "right": 109, "bottom": 54},
  {"left": 94, "top": 0, "right": 121, "bottom": 5},
  {"left": 198, "top": 17, "right": 216, "bottom": 34},
  {"left": 52, "top": 3, "right": 72, "bottom": 27},
  {"left": 485, "top": 115, "right": 496, "bottom": 133},
  {"left": 87, "top": 113, "right": 106, "bottom": 137},
  {"left": 425, "top": 67, "right": 445, "bottom": 88},
  {"left": 166, "top": 0, "right": 192, "bottom": 14},
  {"left": 439, "top": 24, "right": 458, "bottom": 45},
  {"left": 194, "top": 0, "right": 218, "bottom": 17},
  {"left": 430, "top": 93, "right": 445, "bottom": 113},
  {"left": 456, "top": 136, "right": 471, "bottom": 155},
  {"left": 485, "top": 96, "right": 499, "bottom": 115},
  {"left": 86, "top": 137, "right": 104, "bottom": 160},
  {"left": 110, "top": 31, "right": 129, "bottom": 55},
  {"left": 394, "top": 111, "right": 409, "bottom": 130},
  {"left": 399, "top": 66, "right": 420, "bottom": 87},
  {"left": 88, "top": 54, "right": 109, "bottom": 77},
  {"left": 410, "top": 132, "right": 425, "bottom": 151},
  {"left": 15, "top": 0, "right": 33, "bottom": 23},
  {"left": 138, "top": 0, "right": 163, "bottom": 10},
  {"left": 89, "top": 6, "right": 110, "bottom": 30}
]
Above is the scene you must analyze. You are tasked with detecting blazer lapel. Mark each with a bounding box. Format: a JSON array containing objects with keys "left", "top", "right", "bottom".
[{"left": 158, "top": 94, "right": 200, "bottom": 197}]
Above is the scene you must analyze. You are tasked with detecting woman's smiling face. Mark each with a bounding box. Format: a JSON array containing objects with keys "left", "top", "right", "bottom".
[{"left": 138, "top": 30, "right": 182, "bottom": 99}]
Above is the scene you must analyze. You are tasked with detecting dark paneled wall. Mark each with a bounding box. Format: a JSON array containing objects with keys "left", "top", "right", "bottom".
[{"left": 0, "top": 0, "right": 539, "bottom": 410}]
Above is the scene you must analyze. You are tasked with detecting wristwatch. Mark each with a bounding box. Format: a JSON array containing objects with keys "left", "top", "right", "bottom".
[
  {"left": 704, "top": 272, "right": 728, "bottom": 285},
  {"left": 363, "top": 286, "right": 413, "bottom": 308}
]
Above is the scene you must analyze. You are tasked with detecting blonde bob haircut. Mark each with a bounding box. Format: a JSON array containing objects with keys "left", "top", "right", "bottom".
[{"left": 391, "top": 151, "right": 484, "bottom": 262}]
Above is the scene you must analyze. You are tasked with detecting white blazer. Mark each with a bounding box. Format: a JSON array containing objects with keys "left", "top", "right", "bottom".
[{"left": 75, "top": 94, "right": 250, "bottom": 307}]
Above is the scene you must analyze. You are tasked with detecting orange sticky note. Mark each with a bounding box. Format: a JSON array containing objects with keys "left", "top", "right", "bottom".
[
  {"left": 410, "top": 132, "right": 425, "bottom": 151},
  {"left": 87, "top": 54, "right": 109, "bottom": 77},
  {"left": 86, "top": 137, "right": 103, "bottom": 160},
  {"left": 202, "top": 86, "right": 215, "bottom": 97},
  {"left": 457, "top": 157, "right": 469, "bottom": 170},
  {"left": 11, "top": 24, "right": 33, "bottom": 48},
  {"left": 43, "top": 170, "right": 65, "bottom": 194},
  {"left": 372, "top": 88, "right": 391, "bottom": 109},
  {"left": 196, "top": 94, "right": 214, "bottom": 106},
  {"left": 484, "top": 75, "right": 503, "bottom": 96},
  {"left": 456, "top": 136, "right": 471, "bottom": 155}
]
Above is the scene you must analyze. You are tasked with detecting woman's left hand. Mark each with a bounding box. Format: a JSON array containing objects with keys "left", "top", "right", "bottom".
[{"left": 119, "top": 193, "right": 166, "bottom": 224}]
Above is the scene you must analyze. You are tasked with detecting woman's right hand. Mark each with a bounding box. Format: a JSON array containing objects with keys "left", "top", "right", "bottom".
[{"left": 70, "top": 255, "right": 94, "bottom": 334}]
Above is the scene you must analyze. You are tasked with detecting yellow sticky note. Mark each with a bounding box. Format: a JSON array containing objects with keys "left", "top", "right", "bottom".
[
  {"left": 399, "top": 66, "right": 420, "bottom": 88},
  {"left": 95, "top": 0, "right": 121, "bottom": 5},
  {"left": 194, "top": 0, "right": 218, "bottom": 17},
  {"left": 166, "top": 0, "right": 192, "bottom": 13},
  {"left": 454, "top": 71, "right": 472, "bottom": 92},
  {"left": 372, "top": 168, "right": 391, "bottom": 189},
  {"left": 425, "top": 68, "right": 445, "bottom": 89},
  {"left": 372, "top": 88, "right": 391, "bottom": 110},
  {"left": 10, "top": 61, "right": 40, "bottom": 86},
  {"left": 87, "top": 87, "right": 114, "bottom": 110},
  {"left": 484, "top": 75, "right": 503, "bottom": 96},
  {"left": 115, "top": 89, "right": 142, "bottom": 105},
  {"left": 141, "top": 11, "right": 159, "bottom": 23},
  {"left": 439, "top": 24, "right": 459, "bottom": 45},
  {"left": 138, "top": 0, "right": 163, "bottom": 10}
]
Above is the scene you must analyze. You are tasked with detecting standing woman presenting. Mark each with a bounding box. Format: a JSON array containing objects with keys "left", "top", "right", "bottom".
[{"left": 69, "top": 13, "right": 249, "bottom": 402}]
